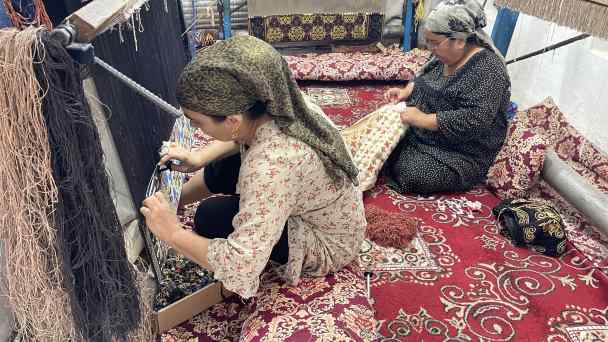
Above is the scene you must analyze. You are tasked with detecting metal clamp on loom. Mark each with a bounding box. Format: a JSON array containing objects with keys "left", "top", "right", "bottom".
[{"left": 49, "top": 22, "right": 96, "bottom": 65}]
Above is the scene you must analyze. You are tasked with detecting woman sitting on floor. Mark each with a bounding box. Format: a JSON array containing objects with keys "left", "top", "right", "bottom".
[
  {"left": 140, "top": 36, "right": 366, "bottom": 299},
  {"left": 383, "top": 0, "right": 511, "bottom": 195}
]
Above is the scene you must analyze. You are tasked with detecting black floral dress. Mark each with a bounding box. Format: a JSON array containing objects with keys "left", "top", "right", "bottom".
[{"left": 385, "top": 49, "right": 511, "bottom": 195}]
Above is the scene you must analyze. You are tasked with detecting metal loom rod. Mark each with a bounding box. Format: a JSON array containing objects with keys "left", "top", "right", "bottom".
[
  {"left": 506, "top": 33, "right": 590, "bottom": 65},
  {"left": 93, "top": 56, "right": 183, "bottom": 118}
]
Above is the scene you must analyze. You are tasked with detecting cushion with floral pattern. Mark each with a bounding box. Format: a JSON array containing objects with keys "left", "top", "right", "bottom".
[
  {"left": 486, "top": 119, "right": 548, "bottom": 199},
  {"left": 284, "top": 49, "right": 431, "bottom": 81}
]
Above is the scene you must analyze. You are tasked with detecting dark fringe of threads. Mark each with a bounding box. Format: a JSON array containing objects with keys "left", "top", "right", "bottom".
[
  {"left": 0, "top": 26, "right": 77, "bottom": 341},
  {"left": 33, "top": 32, "right": 141, "bottom": 341}
]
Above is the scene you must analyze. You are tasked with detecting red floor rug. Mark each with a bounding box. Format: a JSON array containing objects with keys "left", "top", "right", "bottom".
[
  {"left": 299, "top": 80, "right": 401, "bottom": 128},
  {"left": 364, "top": 183, "right": 608, "bottom": 341},
  {"left": 162, "top": 82, "right": 608, "bottom": 341}
]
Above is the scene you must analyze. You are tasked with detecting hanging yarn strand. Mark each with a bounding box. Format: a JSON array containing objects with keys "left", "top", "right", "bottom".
[
  {"left": 494, "top": 0, "right": 608, "bottom": 41},
  {"left": 33, "top": 31, "right": 142, "bottom": 341},
  {"left": 1, "top": 0, "right": 53, "bottom": 29},
  {"left": 1, "top": 25, "right": 156, "bottom": 342},
  {"left": 0, "top": 27, "right": 77, "bottom": 341}
]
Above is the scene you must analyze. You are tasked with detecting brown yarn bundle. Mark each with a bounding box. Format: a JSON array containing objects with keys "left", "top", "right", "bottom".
[
  {"left": 34, "top": 31, "right": 142, "bottom": 341},
  {"left": 364, "top": 205, "right": 419, "bottom": 249},
  {"left": 0, "top": 26, "right": 77, "bottom": 341},
  {"left": 0, "top": 27, "right": 156, "bottom": 341}
]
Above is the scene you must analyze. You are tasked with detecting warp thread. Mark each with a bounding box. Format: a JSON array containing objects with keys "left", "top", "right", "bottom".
[
  {"left": 1, "top": 0, "right": 52, "bottom": 29},
  {"left": 33, "top": 31, "right": 142, "bottom": 341},
  {"left": 0, "top": 26, "right": 156, "bottom": 341},
  {"left": 494, "top": 0, "right": 608, "bottom": 41},
  {"left": 0, "top": 26, "right": 77, "bottom": 341}
]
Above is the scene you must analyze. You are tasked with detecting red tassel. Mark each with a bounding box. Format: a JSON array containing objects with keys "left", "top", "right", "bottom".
[
  {"left": 34, "top": 0, "right": 52, "bottom": 29},
  {"left": 2, "top": 0, "right": 53, "bottom": 30}
]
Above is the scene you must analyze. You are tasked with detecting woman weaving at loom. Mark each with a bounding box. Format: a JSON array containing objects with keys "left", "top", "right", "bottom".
[
  {"left": 140, "top": 36, "right": 366, "bottom": 299},
  {"left": 383, "top": 0, "right": 511, "bottom": 195}
]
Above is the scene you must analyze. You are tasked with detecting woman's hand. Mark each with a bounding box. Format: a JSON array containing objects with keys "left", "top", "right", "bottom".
[
  {"left": 399, "top": 106, "right": 439, "bottom": 131},
  {"left": 400, "top": 106, "right": 423, "bottom": 125},
  {"left": 159, "top": 142, "right": 204, "bottom": 173},
  {"left": 384, "top": 83, "right": 414, "bottom": 104},
  {"left": 140, "top": 192, "right": 182, "bottom": 243},
  {"left": 384, "top": 87, "right": 407, "bottom": 103}
]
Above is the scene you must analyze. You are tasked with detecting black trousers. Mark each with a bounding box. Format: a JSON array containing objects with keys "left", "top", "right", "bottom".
[{"left": 194, "top": 154, "right": 289, "bottom": 264}]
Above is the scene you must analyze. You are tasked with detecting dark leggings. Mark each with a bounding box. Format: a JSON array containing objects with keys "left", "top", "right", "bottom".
[{"left": 193, "top": 154, "right": 289, "bottom": 264}]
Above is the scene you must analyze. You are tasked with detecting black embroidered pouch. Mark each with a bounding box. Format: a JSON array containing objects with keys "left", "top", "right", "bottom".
[{"left": 492, "top": 199, "right": 568, "bottom": 256}]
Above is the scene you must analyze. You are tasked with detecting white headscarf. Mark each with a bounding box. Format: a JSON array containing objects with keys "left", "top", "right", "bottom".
[{"left": 423, "top": 0, "right": 503, "bottom": 60}]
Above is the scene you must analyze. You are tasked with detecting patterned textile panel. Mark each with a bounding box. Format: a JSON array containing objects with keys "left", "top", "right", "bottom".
[
  {"left": 517, "top": 98, "right": 608, "bottom": 193},
  {"left": 240, "top": 265, "right": 376, "bottom": 342},
  {"left": 341, "top": 104, "right": 408, "bottom": 191},
  {"left": 298, "top": 81, "right": 398, "bottom": 127},
  {"left": 160, "top": 116, "right": 195, "bottom": 207},
  {"left": 486, "top": 126, "right": 548, "bottom": 199},
  {"left": 151, "top": 116, "right": 195, "bottom": 270},
  {"left": 285, "top": 49, "right": 432, "bottom": 81},
  {"left": 249, "top": 13, "right": 383, "bottom": 44}
]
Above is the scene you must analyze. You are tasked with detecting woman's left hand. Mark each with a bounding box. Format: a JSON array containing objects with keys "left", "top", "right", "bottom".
[
  {"left": 400, "top": 106, "right": 424, "bottom": 126},
  {"left": 399, "top": 107, "right": 439, "bottom": 131},
  {"left": 140, "top": 192, "right": 182, "bottom": 243}
]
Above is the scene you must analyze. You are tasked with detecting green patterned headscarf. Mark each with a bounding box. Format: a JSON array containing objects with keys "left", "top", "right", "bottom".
[{"left": 176, "top": 35, "right": 358, "bottom": 187}]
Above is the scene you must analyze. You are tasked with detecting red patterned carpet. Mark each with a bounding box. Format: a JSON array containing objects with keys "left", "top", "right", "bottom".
[
  {"left": 299, "top": 81, "right": 401, "bottom": 127},
  {"left": 162, "top": 82, "right": 608, "bottom": 341},
  {"left": 365, "top": 184, "right": 608, "bottom": 341}
]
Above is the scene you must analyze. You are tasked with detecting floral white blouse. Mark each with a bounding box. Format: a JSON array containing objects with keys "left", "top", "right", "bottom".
[{"left": 206, "top": 120, "right": 366, "bottom": 298}]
